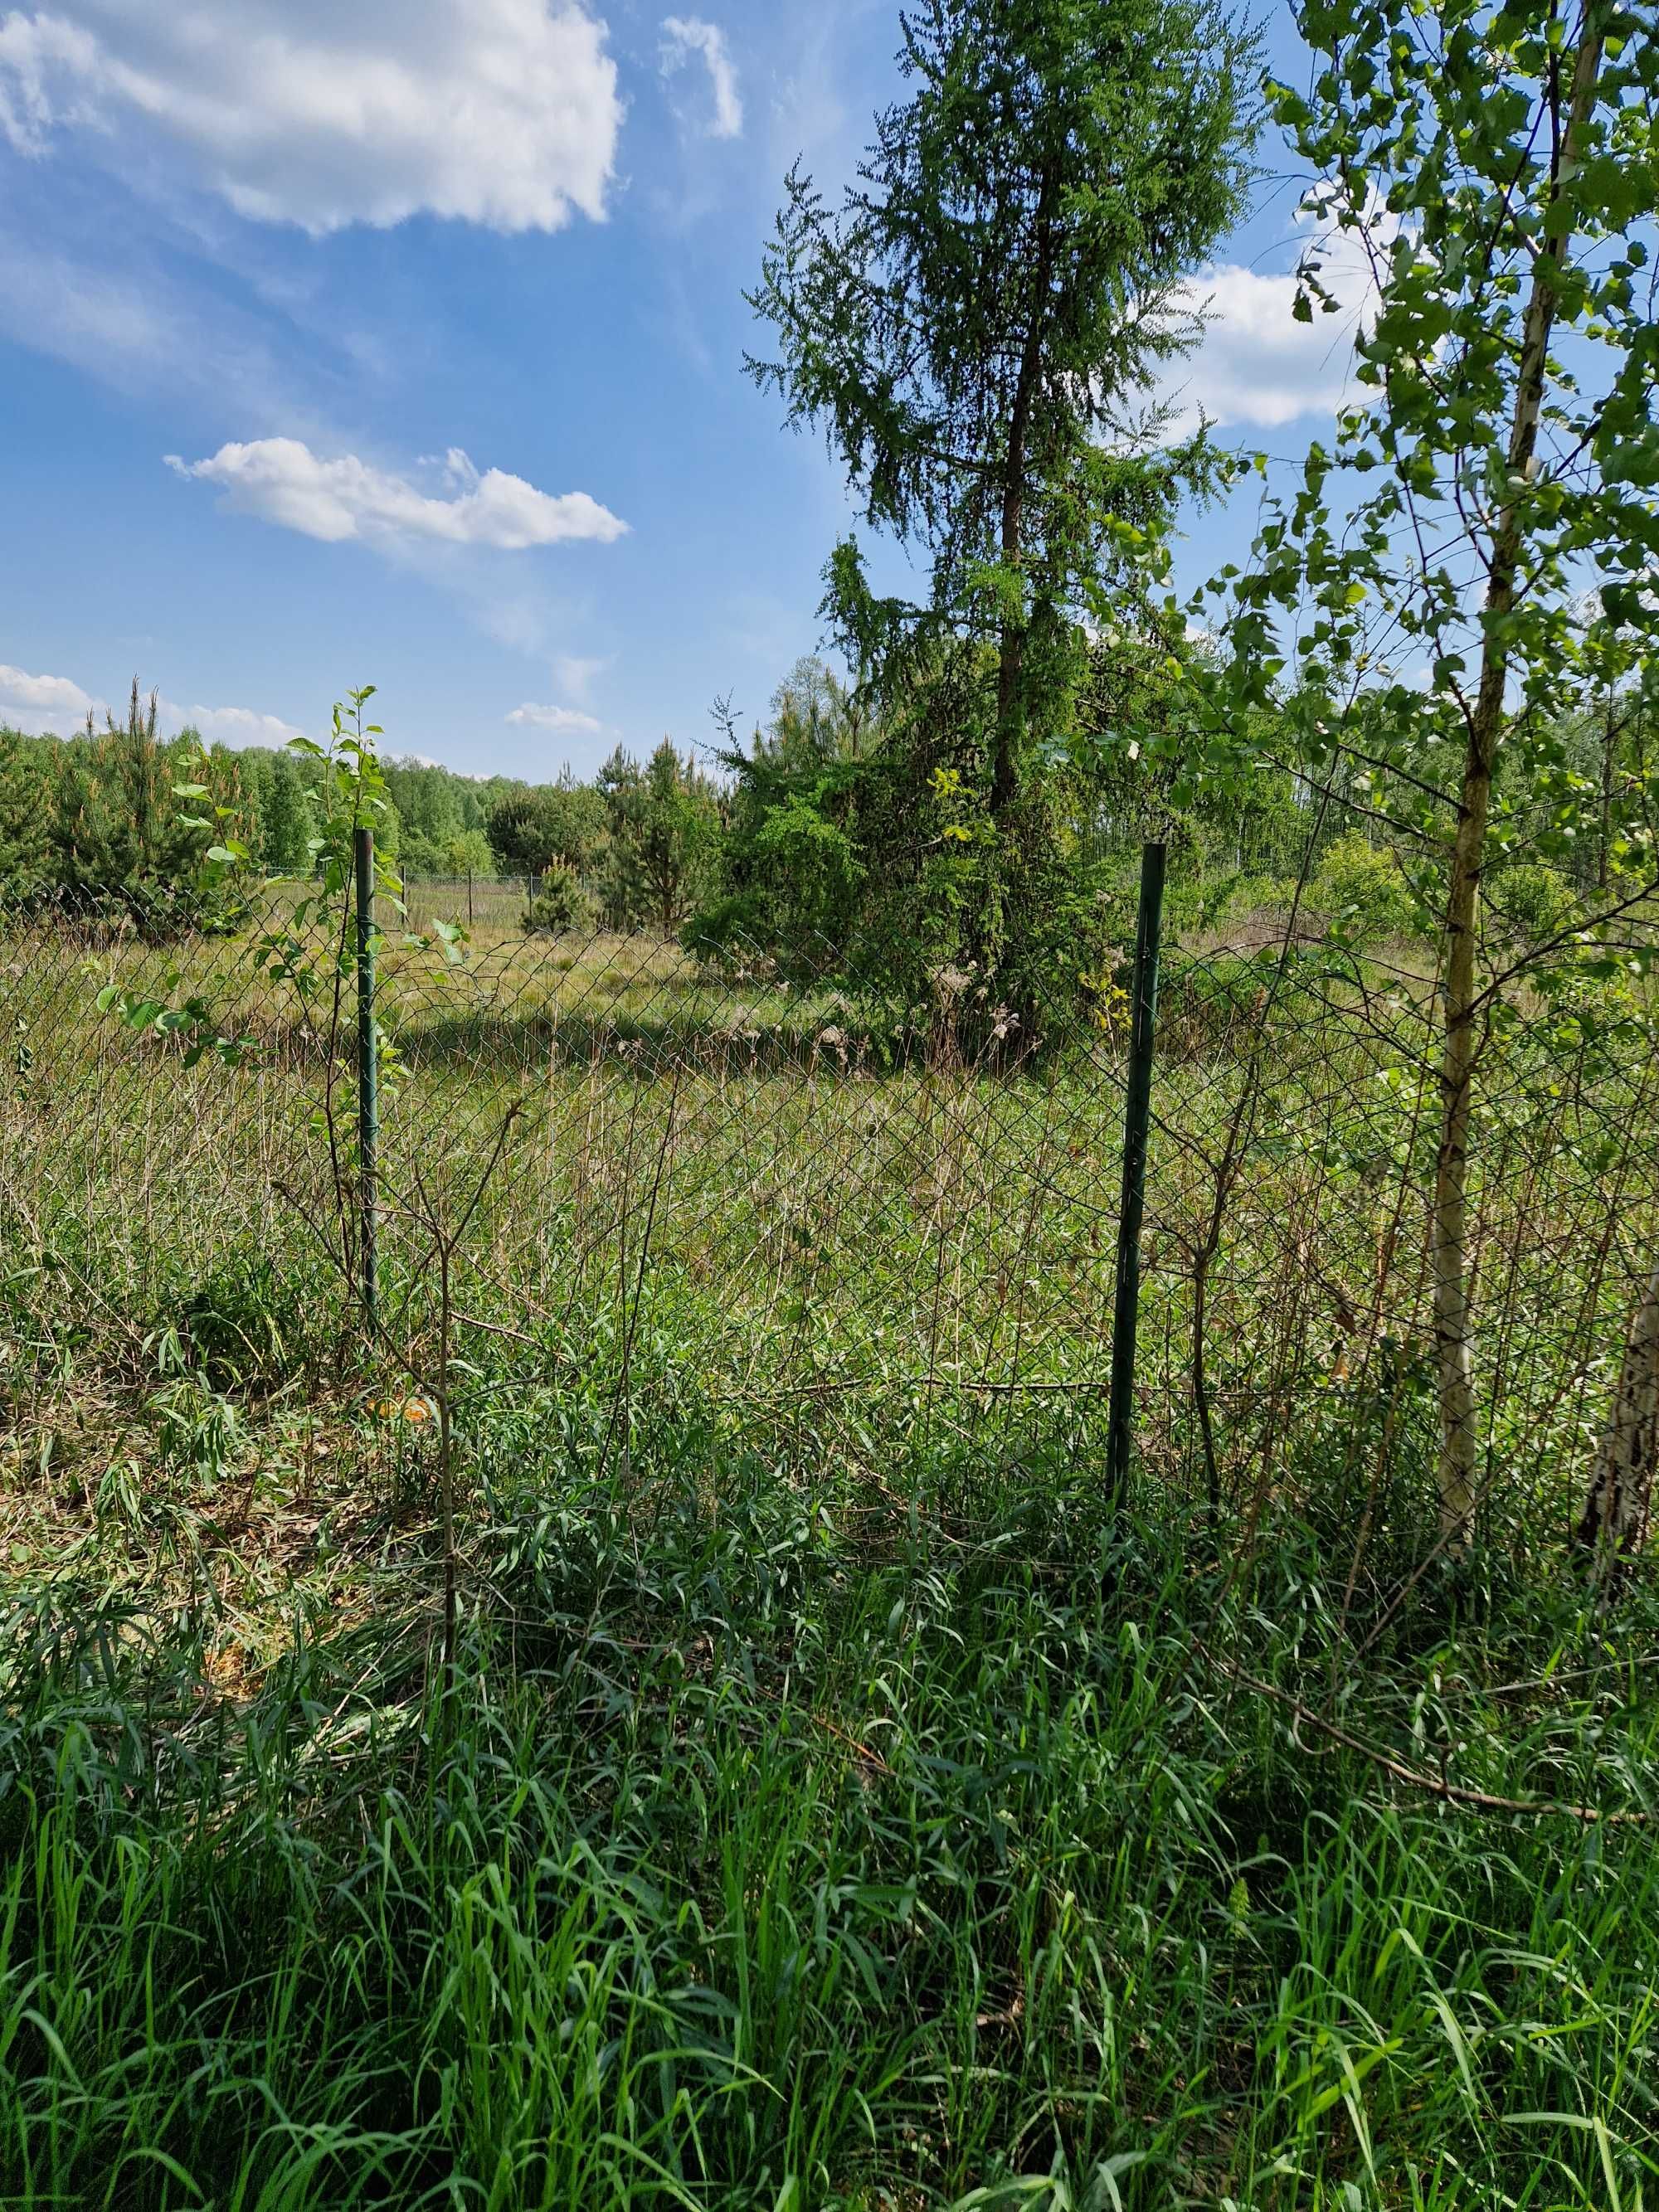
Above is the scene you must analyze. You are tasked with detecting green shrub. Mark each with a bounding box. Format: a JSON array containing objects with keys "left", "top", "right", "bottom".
[
  {"left": 1486, "top": 860, "right": 1580, "bottom": 948},
  {"left": 681, "top": 890, "right": 771, "bottom": 965},
  {"left": 521, "top": 865, "right": 598, "bottom": 936},
  {"left": 1311, "top": 829, "right": 1421, "bottom": 941}
]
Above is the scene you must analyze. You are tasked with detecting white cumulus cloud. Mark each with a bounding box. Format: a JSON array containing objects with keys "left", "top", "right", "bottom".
[
  {"left": 166, "top": 440, "right": 629, "bottom": 552},
  {"left": 506, "top": 702, "right": 604, "bottom": 734},
  {"left": 659, "top": 16, "right": 742, "bottom": 139},
  {"left": 0, "top": 0, "right": 621, "bottom": 234},
  {"left": 1157, "top": 216, "right": 1387, "bottom": 435},
  {"left": 0, "top": 663, "right": 304, "bottom": 744},
  {"left": 164, "top": 700, "right": 309, "bottom": 748},
  {"left": 0, "top": 662, "right": 95, "bottom": 723}
]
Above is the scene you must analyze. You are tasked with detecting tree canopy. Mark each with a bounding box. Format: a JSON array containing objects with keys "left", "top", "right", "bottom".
[{"left": 748, "top": 0, "right": 1259, "bottom": 818}]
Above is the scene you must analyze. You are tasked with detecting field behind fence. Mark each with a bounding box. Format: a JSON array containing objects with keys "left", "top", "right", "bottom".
[{"left": 6, "top": 858, "right": 1656, "bottom": 1590}]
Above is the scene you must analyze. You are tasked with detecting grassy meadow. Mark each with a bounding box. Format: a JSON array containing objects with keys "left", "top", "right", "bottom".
[{"left": 2, "top": 899, "right": 1658, "bottom": 2209}]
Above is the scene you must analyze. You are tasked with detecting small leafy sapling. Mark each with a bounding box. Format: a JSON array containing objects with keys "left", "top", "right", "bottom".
[{"left": 88, "top": 743, "right": 263, "bottom": 1062}]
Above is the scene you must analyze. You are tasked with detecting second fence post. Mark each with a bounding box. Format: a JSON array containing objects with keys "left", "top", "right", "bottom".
[
  {"left": 1107, "top": 839, "right": 1167, "bottom": 1500},
  {"left": 353, "top": 822, "right": 379, "bottom": 1339}
]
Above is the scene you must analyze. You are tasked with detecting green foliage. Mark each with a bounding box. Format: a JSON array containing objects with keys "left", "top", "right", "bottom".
[
  {"left": 741, "top": 0, "right": 1259, "bottom": 1005},
  {"left": 90, "top": 970, "right": 256, "bottom": 1070},
  {"left": 1185, "top": 0, "right": 1659, "bottom": 1524},
  {"left": 172, "top": 1249, "right": 329, "bottom": 1390},
  {"left": 488, "top": 779, "right": 607, "bottom": 881},
  {"left": 44, "top": 683, "right": 252, "bottom": 933},
  {"left": 689, "top": 664, "right": 872, "bottom": 965},
  {"left": 440, "top": 827, "right": 496, "bottom": 878},
  {"left": 1486, "top": 859, "right": 1584, "bottom": 951},
  {"left": 259, "top": 748, "right": 318, "bottom": 875},
  {"left": 273, "top": 689, "right": 401, "bottom": 915},
  {"left": 0, "top": 727, "right": 53, "bottom": 897},
  {"left": 522, "top": 864, "right": 599, "bottom": 936},
  {"left": 14, "top": 776, "right": 1659, "bottom": 2201},
  {"left": 599, "top": 741, "right": 722, "bottom": 934},
  {"left": 0, "top": 702, "right": 592, "bottom": 906},
  {"left": 695, "top": 643, "right": 1199, "bottom": 1023},
  {"left": 748, "top": 0, "right": 1257, "bottom": 661},
  {"left": 1203, "top": 0, "right": 1659, "bottom": 937},
  {"left": 383, "top": 757, "right": 465, "bottom": 857},
  {"left": 3, "top": 1478, "right": 1657, "bottom": 2208},
  {"left": 1311, "top": 830, "right": 1422, "bottom": 943}
]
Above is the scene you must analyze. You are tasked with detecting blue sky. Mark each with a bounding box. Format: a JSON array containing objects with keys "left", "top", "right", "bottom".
[{"left": 0, "top": 0, "right": 1359, "bottom": 779}]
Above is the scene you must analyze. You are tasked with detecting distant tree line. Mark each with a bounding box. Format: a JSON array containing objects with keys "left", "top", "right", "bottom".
[
  {"left": 0, "top": 688, "right": 728, "bottom": 937},
  {"left": 2, "top": 661, "right": 1637, "bottom": 980},
  {"left": 0, "top": 685, "right": 497, "bottom": 904}
]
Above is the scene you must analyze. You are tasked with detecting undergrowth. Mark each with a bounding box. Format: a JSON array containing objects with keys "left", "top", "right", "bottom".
[
  {"left": 2, "top": 911, "right": 1657, "bottom": 2207},
  {"left": 2, "top": 1401, "right": 1656, "bottom": 2210}
]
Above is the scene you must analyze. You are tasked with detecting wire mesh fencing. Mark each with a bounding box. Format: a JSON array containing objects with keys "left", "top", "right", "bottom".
[{"left": 2, "top": 850, "right": 1656, "bottom": 1577}]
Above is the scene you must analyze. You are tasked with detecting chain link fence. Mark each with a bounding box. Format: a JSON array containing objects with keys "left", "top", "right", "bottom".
[{"left": 3, "top": 837, "right": 1656, "bottom": 1579}]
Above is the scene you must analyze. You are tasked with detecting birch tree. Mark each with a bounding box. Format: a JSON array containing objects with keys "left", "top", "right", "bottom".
[{"left": 1212, "top": 0, "right": 1659, "bottom": 1540}]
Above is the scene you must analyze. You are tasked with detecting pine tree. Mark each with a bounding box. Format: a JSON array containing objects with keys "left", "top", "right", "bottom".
[
  {"left": 601, "top": 743, "right": 722, "bottom": 933},
  {"left": 50, "top": 681, "right": 215, "bottom": 929},
  {"left": 0, "top": 727, "right": 53, "bottom": 898},
  {"left": 263, "top": 752, "right": 317, "bottom": 875}
]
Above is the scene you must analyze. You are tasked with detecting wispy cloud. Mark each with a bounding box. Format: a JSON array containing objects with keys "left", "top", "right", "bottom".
[
  {"left": 506, "top": 702, "right": 605, "bottom": 734},
  {"left": 553, "top": 654, "right": 610, "bottom": 704},
  {"left": 0, "top": 225, "right": 308, "bottom": 425},
  {"left": 659, "top": 17, "right": 742, "bottom": 140},
  {"left": 166, "top": 440, "right": 629, "bottom": 552}
]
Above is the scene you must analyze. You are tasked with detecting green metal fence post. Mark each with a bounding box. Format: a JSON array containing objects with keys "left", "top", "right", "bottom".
[
  {"left": 353, "top": 823, "right": 378, "bottom": 1339},
  {"left": 1107, "top": 839, "right": 1167, "bottom": 1499}
]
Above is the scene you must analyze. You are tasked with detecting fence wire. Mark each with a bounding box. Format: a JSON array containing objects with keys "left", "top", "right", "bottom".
[{"left": 2, "top": 853, "right": 1656, "bottom": 1579}]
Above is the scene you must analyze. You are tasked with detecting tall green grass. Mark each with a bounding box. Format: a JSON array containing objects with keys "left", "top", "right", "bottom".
[
  {"left": 4, "top": 919, "right": 1657, "bottom": 2205},
  {"left": 3, "top": 1437, "right": 1656, "bottom": 2210}
]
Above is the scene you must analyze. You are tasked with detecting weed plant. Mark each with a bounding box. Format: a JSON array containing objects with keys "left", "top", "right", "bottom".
[{"left": 3, "top": 1419, "right": 1657, "bottom": 2209}]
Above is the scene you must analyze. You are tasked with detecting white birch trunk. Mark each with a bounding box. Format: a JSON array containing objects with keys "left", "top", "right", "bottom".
[{"left": 1431, "top": 15, "right": 1607, "bottom": 1539}]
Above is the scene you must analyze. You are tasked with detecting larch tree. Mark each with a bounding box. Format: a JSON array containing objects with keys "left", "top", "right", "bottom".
[{"left": 746, "top": 0, "right": 1259, "bottom": 832}]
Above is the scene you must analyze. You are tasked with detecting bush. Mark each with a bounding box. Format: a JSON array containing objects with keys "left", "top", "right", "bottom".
[
  {"left": 681, "top": 891, "right": 771, "bottom": 965},
  {"left": 521, "top": 866, "right": 598, "bottom": 936},
  {"left": 1486, "top": 860, "right": 1580, "bottom": 949},
  {"left": 1311, "top": 830, "right": 1421, "bottom": 942}
]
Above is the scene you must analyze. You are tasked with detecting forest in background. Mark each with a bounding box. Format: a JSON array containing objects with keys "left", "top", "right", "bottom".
[{"left": 1, "top": 644, "right": 1647, "bottom": 1013}]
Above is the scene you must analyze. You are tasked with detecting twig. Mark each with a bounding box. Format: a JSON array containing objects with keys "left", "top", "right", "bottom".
[
  {"left": 1207, "top": 1645, "right": 1654, "bottom": 1826},
  {"left": 811, "top": 1711, "right": 893, "bottom": 1776},
  {"left": 1485, "top": 1651, "right": 1659, "bottom": 1700}
]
